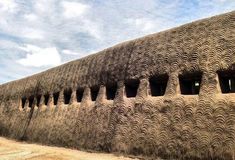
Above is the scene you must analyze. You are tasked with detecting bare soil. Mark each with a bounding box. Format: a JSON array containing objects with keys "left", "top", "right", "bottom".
[{"left": 0, "top": 137, "right": 138, "bottom": 160}]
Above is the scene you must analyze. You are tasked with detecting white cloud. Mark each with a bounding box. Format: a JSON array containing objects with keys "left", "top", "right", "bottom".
[
  {"left": 82, "top": 19, "right": 103, "bottom": 40},
  {"left": 0, "top": 39, "right": 19, "bottom": 49},
  {"left": 22, "top": 28, "right": 44, "bottom": 40},
  {"left": 24, "top": 14, "right": 38, "bottom": 21},
  {"left": 34, "top": 0, "right": 54, "bottom": 13},
  {"left": 62, "top": 49, "right": 79, "bottom": 55},
  {"left": 0, "top": 0, "right": 17, "bottom": 13},
  {"left": 18, "top": 44, "right": 41, "bottom": 52},
  {"left": 62, "top": 1, "right": 89, "bottom": 18},
  {"left": 131, "top": 18, "right": 155, "bottom": 32},
  {"left": 17, "top": 44, "right": 61, "bottom": 67},
  {"left": 213, "top": 0, "right": 232, "bottom": 2}
]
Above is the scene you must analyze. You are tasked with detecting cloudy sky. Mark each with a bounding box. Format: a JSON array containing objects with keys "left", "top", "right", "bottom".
[{"left": 0, "top": 0, "right": 234, "bottom": 84}]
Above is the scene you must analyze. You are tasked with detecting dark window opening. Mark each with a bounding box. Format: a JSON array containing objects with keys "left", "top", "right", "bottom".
[
  {"left": 53, "top": 92, "right": 59, "bottom": 105},
  {"left": 64, "top": 89, "right": 72, "bottom": 104},
  {"left": 36, "top": 95, "right": 41, "bottom": 106},
  {"left": 218, "top": 71, "right": 235, "bottom": 93},
  {"left": 125, "top": 79, "right": 140, "bottom": 98},
  {"left": 28, "top": 96, "right": 34, "bottom": 108},
  {"left": 44, "top": 94, "right": 49, "bottom": 105},
  {"left": 106, "top": 83, "right": 117, "bottom": 100},
  {"left": 149, "top": 74, "right": 169, "bottom": 96},
  {"left": 22, "top": 97, "right": 27, "bottom": 108},
  {"left": 179, "top": 72, "right": 202, "bottom": 95},
  {"left": 91, "top": 86, "right": 99, "bottom": 101},
  {"left": 76, "top": 88, "right": 84, "bottom": 102}
]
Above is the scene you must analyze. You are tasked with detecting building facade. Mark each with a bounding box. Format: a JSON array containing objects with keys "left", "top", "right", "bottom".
[{"left": 0, "top": 11, "right": 234, "bottom": 159}]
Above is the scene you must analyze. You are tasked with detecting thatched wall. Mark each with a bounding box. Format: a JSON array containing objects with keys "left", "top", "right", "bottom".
[{"left": 0, "top": 11, "right": 234, "bottom": 159}]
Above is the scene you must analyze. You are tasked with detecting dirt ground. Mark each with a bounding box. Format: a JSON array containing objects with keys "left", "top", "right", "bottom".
[{"left": 0, "top": 137, "right": 138, "bottom": 160}]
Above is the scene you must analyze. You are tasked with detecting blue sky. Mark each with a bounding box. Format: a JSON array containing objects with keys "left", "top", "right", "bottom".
[{"left": 0, "top": 0, "right": 234, "bottom": 84}]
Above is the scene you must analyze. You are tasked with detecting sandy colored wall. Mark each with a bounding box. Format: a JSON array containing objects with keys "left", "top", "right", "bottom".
[{"left": 0, "top": 11, "right": 234, "bottom": 159}]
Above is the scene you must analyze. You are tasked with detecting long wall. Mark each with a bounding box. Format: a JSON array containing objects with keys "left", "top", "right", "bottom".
[{"left": 0, "top": 11, "right": 235, "bottom": 159}]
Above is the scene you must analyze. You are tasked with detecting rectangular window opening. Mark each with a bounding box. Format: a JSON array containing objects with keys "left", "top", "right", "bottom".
[
  {"left": 149, "top": 74, "right": 168, "bottom": 96},
  {"left": 44, "top": 94, "right": 49, "bottom": 106},
  {"left": 91, "top": 86, "right": 99, "bottom": 101},
  {"left": 218, "top": 71, "right": 235, "bottom": 93},
  {"left": 28, "top": 96, "right": 34, "bottom": 108},
  {"left": 64, "top": 89, "right": 72, "bottom": 104},
  {"left": 179, "top": 72, "right": 202, "bottom": 95},
  {"left": 22, "top": 97, "right": 27, "bottom": 108},
  {"left": 76, "top": 88, "right": 84, "bottom": 102},
  {"left": 125, "top": 79, "right": 140, "bottom": 98},
  {"left": 106, "top": 83, "right": 117, "bottom": 100},
  {"left": 53, "top": 92, "right": 59, "bottom": 105},
  {"left": 36, "top": 95, "right": 41, "bottom": 106}
]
